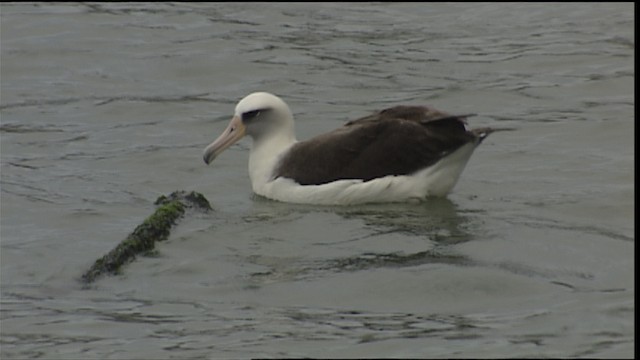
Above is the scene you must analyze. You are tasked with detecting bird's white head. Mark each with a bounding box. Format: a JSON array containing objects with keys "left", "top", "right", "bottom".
[{"left": 203, "top": 92, "right": 295, "bottom": 165}]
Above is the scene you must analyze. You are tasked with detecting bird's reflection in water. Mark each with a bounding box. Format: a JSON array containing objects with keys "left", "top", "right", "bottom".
[
  {"left": 328, "top": 197, "right": 476, "bottom": 271},
  {"left": 245, "top": 196, "right": 479, "bottom": 282}
]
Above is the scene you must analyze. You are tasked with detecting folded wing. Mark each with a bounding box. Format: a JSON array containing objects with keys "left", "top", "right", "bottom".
[{"left": 273, "top": 106, "right": 481, "bottom": 185}]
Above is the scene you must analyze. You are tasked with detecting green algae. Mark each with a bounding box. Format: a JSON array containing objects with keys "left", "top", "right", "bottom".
[{"left": 81, "top": 191, "right": 211, "bottom": 284}]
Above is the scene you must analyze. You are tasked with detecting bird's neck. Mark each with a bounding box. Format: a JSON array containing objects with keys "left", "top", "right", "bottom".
[{"left": 248, "top": 130, "right": 297, "bottom": 190}]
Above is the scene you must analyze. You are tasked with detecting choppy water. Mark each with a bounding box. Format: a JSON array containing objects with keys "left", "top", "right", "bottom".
[{"left": 0, "top": 2, "right": 634, "bottom": 359}]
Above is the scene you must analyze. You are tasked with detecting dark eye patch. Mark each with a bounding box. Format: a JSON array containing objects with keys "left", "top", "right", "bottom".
[{"left": 242, "top": 108, "right": 271, "bottom": 122}]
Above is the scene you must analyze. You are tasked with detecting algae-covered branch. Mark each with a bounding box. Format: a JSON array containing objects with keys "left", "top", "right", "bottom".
[{"left": 81, "top": 191, "right": 211, "bottom": 284}]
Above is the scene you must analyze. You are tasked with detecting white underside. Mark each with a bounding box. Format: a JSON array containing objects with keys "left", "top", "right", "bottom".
[{"left": 249, "top": 141, "right": 479, "bottom": 205}]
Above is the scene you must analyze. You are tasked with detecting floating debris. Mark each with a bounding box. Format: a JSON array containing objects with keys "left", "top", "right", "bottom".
[{"left": 81, "top": 191, "right": 211, "bottom": 284}]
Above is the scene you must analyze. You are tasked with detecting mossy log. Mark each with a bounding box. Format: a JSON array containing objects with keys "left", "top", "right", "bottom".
[{"left": 81, "top": 191, "right": 211, "bottom": 284}]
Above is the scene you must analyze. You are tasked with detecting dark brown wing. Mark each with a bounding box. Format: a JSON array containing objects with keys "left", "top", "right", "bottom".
[{"left": 274, "top": 106, "right": 480, "bottom": 185}]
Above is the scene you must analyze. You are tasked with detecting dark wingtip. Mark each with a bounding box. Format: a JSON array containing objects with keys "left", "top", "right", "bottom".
[
  {"left": 422, "top": 113, "right": 477, "bottom": 124},
  {"left": 472, "top": 126, "right": 517, "bottom": 143}
]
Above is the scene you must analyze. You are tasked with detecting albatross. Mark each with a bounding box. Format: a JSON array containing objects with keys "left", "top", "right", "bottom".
[{"left": 203, "top": 92, "right": 497, "bottom": 205}]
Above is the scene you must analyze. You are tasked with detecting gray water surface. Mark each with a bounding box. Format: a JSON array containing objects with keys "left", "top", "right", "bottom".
[{"left": 0, "top": 3, "right": 634, "bottom": 359}]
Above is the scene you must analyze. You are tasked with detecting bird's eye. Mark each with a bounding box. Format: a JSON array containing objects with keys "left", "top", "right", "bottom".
[
  {"left": 242, "top": 108, "right": 271, "bottom": 122},
  {"left": 242, "top": 110, "right": 262, "bottom": 122}
]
